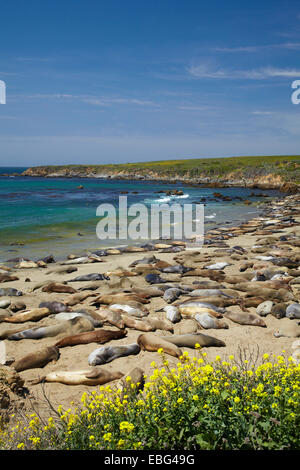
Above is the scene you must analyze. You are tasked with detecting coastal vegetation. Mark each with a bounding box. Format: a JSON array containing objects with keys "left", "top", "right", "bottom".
[
  {"left": 21, "top": 155, "right": 300, "bottom": 191},
  {"left": 1, "top": 348, "right": 299, "bottom": 450}
]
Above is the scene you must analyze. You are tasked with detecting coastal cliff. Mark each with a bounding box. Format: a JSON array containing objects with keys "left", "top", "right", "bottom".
[{"left": 21, "top": 155, "right": 300, "bottom": 192}]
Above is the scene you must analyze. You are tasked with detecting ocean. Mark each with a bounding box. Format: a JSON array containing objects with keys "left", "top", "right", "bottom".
[{"left": 0, "top": 167, "right": 282, "bottom": 262}]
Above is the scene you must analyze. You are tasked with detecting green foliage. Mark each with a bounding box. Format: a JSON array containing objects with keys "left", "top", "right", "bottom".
[{"left": 1, "top": 350, "right": 299, "bottom": 450}]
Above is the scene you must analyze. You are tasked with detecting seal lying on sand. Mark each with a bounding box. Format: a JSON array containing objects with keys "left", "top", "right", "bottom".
[
  {"left": 161, "top": 332, "right": 226, "bottom": 348},
  {"left": 122, "top": 315, "right": 154, "bottom": 332},
  {"left": 1, "top": 307, "right": 51, "bottom": 323},
  {"left": 12, "top": 346, "right": 60, "bottom": 372},
  {"left": 274, "top": 318, "right": 300, "bottom": 338},
  {"left": 42, "top": 283, "right": 77, "bottom": 294},
  {"left": 224, "top": 310, "right": 266, "bottom": 327},
  {"left": 55, "top": 328, "right": 127, "bottom": 348},
  {"left": 7, "top": 317, "right": 94, "bottom": 340},
  {"left": 137, "top": 333, "right": 182, "bottom": 357},
  {"left": 39, "top": 301, "right": 71, "bottom": 313},
  {"left": 88, "top": 343, "right": 140, "bottom": 366},
  {"left": 30, "top": 368, "right": 124, "bottom": 386}
]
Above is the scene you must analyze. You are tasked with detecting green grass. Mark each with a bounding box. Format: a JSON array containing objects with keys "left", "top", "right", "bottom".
[{"left": 23, "top": 155, "right": 300, "bottom": 184}]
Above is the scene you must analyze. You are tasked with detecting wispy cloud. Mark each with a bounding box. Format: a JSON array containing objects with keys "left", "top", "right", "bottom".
[
  {"left": 187, "top": 64, "right": 300, "bottom": 80},
  {"left": 12, "top": 93, "right": 160, "bottom": 107},
  {"left": 214, "top": 42, "right": 300, "bottom": 53}
]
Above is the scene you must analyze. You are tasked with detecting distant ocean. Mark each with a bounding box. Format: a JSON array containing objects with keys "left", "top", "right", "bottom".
[{"left": 0, "top": 166, "right": 282, "bottom": 262}]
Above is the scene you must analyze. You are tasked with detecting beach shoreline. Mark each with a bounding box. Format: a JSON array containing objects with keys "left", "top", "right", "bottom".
[{"left": 0, "top": 191, "right": 300, "bottom": 423}]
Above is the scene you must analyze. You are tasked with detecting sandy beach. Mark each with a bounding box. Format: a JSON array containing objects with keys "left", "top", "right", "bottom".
[{"left": 1, "top": 192, "right": 300, "bottom": 422}]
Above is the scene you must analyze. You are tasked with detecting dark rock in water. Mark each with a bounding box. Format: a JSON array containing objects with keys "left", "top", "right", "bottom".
[
  {"left": 271, "top": 303, "right": 287, "bottom": 319},
  {"left": 40, "top": 254, "right": 55, "bottom": 264},
  {"left": 286, "top": 303, "right": 300, "bottom": 319},
  {"left": 145, "top": 273, "right": 167, "bottom": 284}
]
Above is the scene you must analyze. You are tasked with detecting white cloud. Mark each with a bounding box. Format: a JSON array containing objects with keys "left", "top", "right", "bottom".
[{"left": 187, "top": 64, "right": 300, "bottom": 80}]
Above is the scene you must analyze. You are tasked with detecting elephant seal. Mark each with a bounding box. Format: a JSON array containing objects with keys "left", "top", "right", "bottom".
[
  {"left": 286, "top": 303, "right": 300, "bottom": 319},
  {"left": 0, "top": 274, "right": 19, "bottom": 282},
  {"left": 194, "top": 312, "right": 229, "bottom": 330},
  {"left": 175, "top": 319, "right": 198, "bottom": 335},
  {"left": 30, "top": 368, "right": 124, "bottom": 386},
  {"left": 109, "top": 304, "right": 148, "bottom": 318},
  {"left": 164, "top": 305, "right": 181, "bottom": 323},
  {"left": 42, "top": 283, "right": 77, "bottom": 294},
  {"left": 7, "top": 317, "right": 94, "bottom": 340},
  {"left": 96, "top": 309, "right": 126, "bottom": 329},
  {"left": 0, "top": 299, "right": 11, "bottom": 309},
  {"left": 271, "top": 303, "right": 287, "bottom": 319},
  {"left": 145, "top": 317, "right": 174, "bottom": 332},
  {"left": 163, "top": 288, "right": 184, "bottom": 303},
  {"left": 256, "top": 301, "right": 273, "bottom": 317},
  {"left": 137, "top": 333, "right": 182, "bottom": 357},
  {"left": 0, "top": 308, "right": 12, "bottom": 321},
  {"left": 161, "top": 333, "right": 226, "bottom": 348},
  {"left": 54, "top": 311, "right": 102, "bottom": 327},
  {"left": 92, "top": 293, "right": 149, "bottom": 305},
  {"left": 122, "top": 315, "right": 154, "bottom": 332},
  {"left": 39, "top": 301, "right": 71, "bottom": 313},
  {"left": 64, "top": 292, "right": 98, "bottom": 306},
  {"left": 177, "top": 301, "right": 225, "bottom": 317},
  {"left": 68, "top": 273, "right": 109, "bottom": 282},
  {"left": 119, "top": 367, "right": 145, "bottom": 395},
  {"left": 274, "top": 318, "right": 300, "bottom": 338},
  {"left": 0, "top": 288, "right": 22, "bottom": 297},
  {"left": 224, "top": 310, "right": 266, "bottom": 327},
  {"left": 55, "top": 328, "right": 127, "bottom": 348},
  {"left": 145, "top": 273, "right": 167, "bottom": 284},
  {"left": 2, "top": 307, "right": 51, "bottom": 323},
  {"left": 128, "top": 287, "right": 165, "bottom": 298},
  {"left": 12, "top": 346, "right": 60, "bottom": 372},
  {"left": 46, "top": 266, "right": 78, "bottom": 275},
  {"left": 88, "top": 343, "right": 140, "bottom": 366}
]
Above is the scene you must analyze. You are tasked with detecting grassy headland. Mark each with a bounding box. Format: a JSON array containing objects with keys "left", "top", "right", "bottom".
[{"left": 21, "top": 155, "right": 300, "bottom": 191}]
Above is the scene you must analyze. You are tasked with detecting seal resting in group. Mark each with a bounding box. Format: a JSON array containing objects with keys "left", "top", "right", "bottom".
[
  {"left": 30, "top": 368, "right": 124, "bottom": 386},
  {"left": 88, "top": 343, "right": 140, "bottom": 366},
  {"left": 160, "top": 332, "right": 226, "bottom": 348},
  {"left": 55, "top": 328, "right": 127, "bottom": 348},
  {"left": 137, "top": 332, "right": 182, "bottom": 357},
  {"left": 12, "top": 345, "right": 60, "bottom": 372}
]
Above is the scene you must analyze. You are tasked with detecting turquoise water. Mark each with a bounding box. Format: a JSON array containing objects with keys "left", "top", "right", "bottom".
[{"left": 0, "top": 167, "right": 282, "bottom": 262}]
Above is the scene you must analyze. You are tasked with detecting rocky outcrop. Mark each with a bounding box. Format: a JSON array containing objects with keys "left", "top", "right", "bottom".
[{"left": 0, "top": 366, "right": 26, "bottom": 423}]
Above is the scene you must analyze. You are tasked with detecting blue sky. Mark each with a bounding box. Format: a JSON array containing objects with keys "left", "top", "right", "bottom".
[{"left": 1, "top": 0, "right": 300, "bottom": 166}]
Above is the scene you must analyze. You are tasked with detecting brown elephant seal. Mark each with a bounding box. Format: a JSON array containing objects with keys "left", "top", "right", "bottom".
[
  {"left": 10, "top": 301, "right": 26, "bottom": 312},
  {"left": 39, "top": 301, "right": 71, "bottom": 313},
  {"left": 2, "top": 307, "right": 50, "bottom": 323},
  {"left": 30, "top": 368, "right": 124, "bottom": 386},
  {"left": 42, "top": 282, "right": 77, "bottom": 294},
  {"left": 122, "top": 315, "right": 154, "bottom": 332},
  {"left": 145, "top": 317, "right": 174, "bottom": 332},
  {"left": 12, "top": 346, "right": 60, "bottom": 372},
  {"left": 0, "top": 309, "right": 12, "bottom": 321},
  {"left": 274, "top": 318, "right": 300, "bottom": 338},
  {"left": 0, "top": 274, "right": 19, "bottom": 282},
  {"left": 46, "top": 266, "right": 78, "bottom": 275},
  {"left": 88, "top": 343, "right": 140, "bottom": 366},
  {"left": 91, "top": 293, "right": 149, "bottom": 305},
  {"left": 64, "top": 291, "right": 98, "bottom": 306},
  {"left": 137, "top": 333, "right": 182, "bottom": 357},
  {"left": 271, "top": 303, "right": 287, "bottom": 319},
  {"left": 97, "top": 309, "right": 126, "bottom": 329},
  {"left": 119, "top": 367, "right": 145, "bottom": 395},
  {"left": 161, "top": 333, "right": 226, "bottom": 348},
  {"left": 174, "top": 319, "right": 198, "bottom": 335},
  {"left": 55, "top": 328, "right": 127, "bottom": 348},
  {"left": 194, "top": 312, "right": 229, "bottom": 330},
  {"left": 224, "top": 310, "right": 266, "bottom": 327},
  {"left": 7, "top": 316, "right": 94, "bottom": 340}
]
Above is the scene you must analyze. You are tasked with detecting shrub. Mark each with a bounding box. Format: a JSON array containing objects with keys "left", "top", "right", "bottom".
[{"left": 0, "top": 349, "right": 299, "bottom": 450}]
